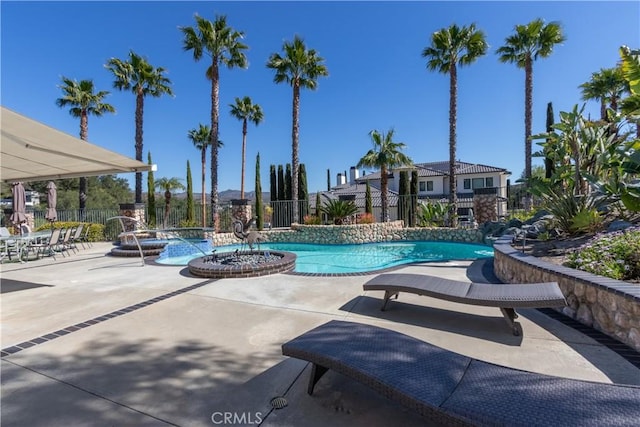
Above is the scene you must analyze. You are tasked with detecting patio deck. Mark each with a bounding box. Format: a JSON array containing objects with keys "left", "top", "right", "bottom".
[{"left": 1, "top": 242, "right": 639, "bottom": 426}]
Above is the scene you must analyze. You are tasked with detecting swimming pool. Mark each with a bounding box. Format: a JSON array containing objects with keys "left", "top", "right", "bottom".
[{"left": 155, "top": 241, "right": 493, "bottom": 274}]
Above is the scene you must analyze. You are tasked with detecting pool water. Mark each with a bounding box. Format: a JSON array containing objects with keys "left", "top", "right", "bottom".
[{"left": 155, "top": 241, "right": 493, "bottom": 274}]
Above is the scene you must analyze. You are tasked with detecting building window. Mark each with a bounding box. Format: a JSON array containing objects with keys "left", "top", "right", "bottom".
[
  {"left": 485, "top": 177, "right": 494, "bottom": 187},
  {"left": 463, "top": 179, "right": 471, "bottom": 190},
  {"left": 426, "top": 181, "right": 433, "bottom": 191},
  {"left": 419, "top": 181, "right": 426, "bottom": 192},
  {"left": 472, "top": 178, "right": 485, "bottom": 189}
]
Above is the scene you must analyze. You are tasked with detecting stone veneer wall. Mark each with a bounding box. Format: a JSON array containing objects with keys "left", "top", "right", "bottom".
[
  {"left": 493, "top": 235, "right": 640, "bottom": 352},
  {"left": 212, "top": 221, "right": 484, "bottom": 247}
]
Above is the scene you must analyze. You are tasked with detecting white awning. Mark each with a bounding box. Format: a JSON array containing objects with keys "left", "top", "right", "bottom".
[{"left": 1, "top": 106, "right": 153, "bottom": 182}]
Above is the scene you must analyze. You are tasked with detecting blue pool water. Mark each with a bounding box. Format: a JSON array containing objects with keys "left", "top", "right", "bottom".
[{"left": 155, "top": 241, "right": 494, "bottom": 274}]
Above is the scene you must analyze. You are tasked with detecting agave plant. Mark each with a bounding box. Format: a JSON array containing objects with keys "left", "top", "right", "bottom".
[
  {"left": 417, "top": 201, "right": 450, "bottom": 227},
  {"left": 320, "top": 199, "right": 359, "bottom": 225}
]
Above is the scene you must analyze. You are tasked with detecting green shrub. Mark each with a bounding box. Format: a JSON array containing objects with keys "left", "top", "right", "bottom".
[
  {"left": 319, "top": 200, "right": 358, "bottom": 225},
  {"left": 565, "top": 226, "right": 640, "bottom": 281},
  {"left": 417, "top": 201, "right": 449, "bottom": 227}
]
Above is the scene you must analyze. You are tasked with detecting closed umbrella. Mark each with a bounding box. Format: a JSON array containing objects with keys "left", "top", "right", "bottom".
[
  {"left": 45, "top": 181, "right": 57, "bottom": 224},
  {"left": 9, "top": 182, "right": 27, "bottom": 231}
]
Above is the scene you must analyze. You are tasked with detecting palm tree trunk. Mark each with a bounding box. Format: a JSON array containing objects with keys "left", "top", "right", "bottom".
[
  {"left": 291, "top": 82, "right": 300, "bottom": 223},
  {"left": 240, "top": 119, "right": 247, "bottom": 199},
  {"left": 201, "top": 148, "right": 206, "bottom": 227},
  {"left": 79, "top": 111, "right": 89, "bottom": 214},
  {"left": 381, "top": 165, "right": 388, "bottom": 222},
  {"left": 524, "top": 56, "right": 533, "bottom": 210},
  {"left": 135, "top": 89, "right": 145, "bottom": 204},
  {"left": 448, "top": 64, "right": 458, "bottom": 227},
  {"left": 210, "top": 59, "right": 220, "bottom": 231}
]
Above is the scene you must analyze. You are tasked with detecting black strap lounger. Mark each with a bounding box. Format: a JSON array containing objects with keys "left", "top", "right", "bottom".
[
  {"left": 363, "top": 273, "right": 567, "bottom": 335},
  {"left": 282, "top": 320, "right": 640, "bottom": 427}
]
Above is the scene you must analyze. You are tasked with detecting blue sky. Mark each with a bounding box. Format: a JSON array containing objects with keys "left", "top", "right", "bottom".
[{"left": 2, "top": 1, "right": 638, "bottom": 195}]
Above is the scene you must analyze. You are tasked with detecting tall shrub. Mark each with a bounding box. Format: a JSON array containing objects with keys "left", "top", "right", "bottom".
[
  {"left": 147, "top": 151, "right": 156, "bottom": 227},
  {"left": 270, "top": 165, "right": 277, "bottom": 202},
  {"left": 410, "top": 170, "right": 418, "bottom": 227},
  {"left": 298, "top": 163, "right": 309, "bottom": 219},
  {"left": 398, "top": 170, "right": 410, "bottom": 224},
  {"left": 365, "top": 180, "right": 373, "bottom": 214},
  {"left": 255, "top": 153, "right": 263, "bottom": 230},
  {"left": 186, "top": 160, "right": 194, "bottom": 224}
]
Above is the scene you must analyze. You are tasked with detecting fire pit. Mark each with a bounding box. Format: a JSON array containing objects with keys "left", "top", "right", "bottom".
[{"left": 188, "top": 250, "right": 296, "bottom": 278}]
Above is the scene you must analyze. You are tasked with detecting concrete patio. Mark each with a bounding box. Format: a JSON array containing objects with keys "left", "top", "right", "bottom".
[{"left": 2, "top": 242, "right": 639, "bottom": 426}]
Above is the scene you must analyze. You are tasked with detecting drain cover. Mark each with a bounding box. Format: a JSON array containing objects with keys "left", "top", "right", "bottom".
[{"left": 270, "top": 396, "right": 288, "bottom": 409}]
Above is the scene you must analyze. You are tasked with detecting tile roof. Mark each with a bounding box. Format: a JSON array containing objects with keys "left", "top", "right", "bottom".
[{"left": 355, "top": 161, "right": 509, "bottom": 182}]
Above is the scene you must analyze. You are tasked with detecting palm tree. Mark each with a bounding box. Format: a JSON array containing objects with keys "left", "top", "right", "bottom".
[
  {"left": 154, "top": 177, "right": 185, "bottom": 229},
  {"left": 579, "top": 67, "right": 628, "bottom": 121},
  {"left": 55, "top": 77, "right": 115, "bottom": 213},
  {"left": 229, "top": 96, "right": 264, "bottom": 199},
  {"left": 497, "top": 19, "right": 565, "bottom": 201},
  {"left": 357, "top": 129, "right": 413, "bottom": 222},
  {"left": 267, "top": 35, "right": 328, "bottom": 223},
  {"left": 188, "top": 124, "right": 211, "bottom": 227},
  {"left": 422, "top": 24, "right": 487, "bottom": 226},
  {"left": 105, "top": 51, "right": 173, "bottom": 204},
  {"left": 180, "top": 14, "right": 248, "bottom": 231}
]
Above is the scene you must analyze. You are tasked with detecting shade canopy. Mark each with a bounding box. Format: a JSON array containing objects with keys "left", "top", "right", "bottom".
[{"left": 1, "top": 106, "right": 154, "bottom": 182}]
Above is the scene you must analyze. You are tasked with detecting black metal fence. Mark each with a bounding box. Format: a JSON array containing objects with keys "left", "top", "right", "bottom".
[{"left": 26, "top": 188, "right": 529, "bottom": 241}]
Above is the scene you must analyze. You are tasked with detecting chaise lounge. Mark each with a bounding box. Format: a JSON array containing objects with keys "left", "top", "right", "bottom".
[
  {"left": 282, "top": 320, "right": 640, "bottom": 426},
  {"left": 363, "top": 273, "right": 567, "bottom": 335}
]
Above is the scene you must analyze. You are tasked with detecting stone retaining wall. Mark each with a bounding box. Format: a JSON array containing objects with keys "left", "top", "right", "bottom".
[
  {"left": 212, "top": 221, "right": 484, "bottom": 246},
  {"left": 493, "top": 235, "right": 640, "bottom": 352}
]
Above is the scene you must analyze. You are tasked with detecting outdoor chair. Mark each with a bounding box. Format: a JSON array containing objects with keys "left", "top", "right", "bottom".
[
  {"left": 58, "top": 227, "right": 74, "bottom": 257},
  {"left": 79, "top": 224, "right": 92, "bottom": 248},
  {"left": 363, "top": 273, "right": 567, "bottom": 335},
  {"left": 68, "top": 223, "right": 84, "bottom": 252},
  {"left": 282, "top": 320, "right": 640, "bottom": 426},
  {"left": 27, "top": 228, "right": 62, "bottom": 260},
  {"left": 0, "top": 226, "right": 19, "bottom": 262}
]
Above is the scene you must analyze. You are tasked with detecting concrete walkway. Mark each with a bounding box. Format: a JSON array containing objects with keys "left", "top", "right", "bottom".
[{"left": 2, "top": 243, "right": 639, "bottom": 426}]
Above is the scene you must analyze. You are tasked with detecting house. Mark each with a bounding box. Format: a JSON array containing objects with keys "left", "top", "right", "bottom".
[{"left": 320, "top": 161, "right": 512, "bottom": 223}]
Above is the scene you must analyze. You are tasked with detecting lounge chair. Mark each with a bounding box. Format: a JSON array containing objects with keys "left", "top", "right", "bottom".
[
  {"left": 282, "top": 321, "right": 640, "bottom": 426},
  {"left": 363, "top": 273, "right": 566, "bottom": 335},
  {"left": 27, "top": 228, "right": 62, "bottom": 260},
  {"left": 68, "top": 223, "right": 84, "bottom": 252}
]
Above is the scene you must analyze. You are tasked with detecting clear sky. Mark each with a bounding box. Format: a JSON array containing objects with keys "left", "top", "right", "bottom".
[{"left": 2, "top": 1, "right": 638, "bottom": 195}]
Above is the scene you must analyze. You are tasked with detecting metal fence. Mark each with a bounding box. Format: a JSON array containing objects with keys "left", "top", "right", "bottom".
[{"left": 26, "top": 188, "right": 528, "bottom": 241}]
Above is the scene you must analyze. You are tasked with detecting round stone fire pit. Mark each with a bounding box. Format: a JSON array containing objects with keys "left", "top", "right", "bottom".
[{"left": 188, "top": 250, "right": 296, "bottom": 278}]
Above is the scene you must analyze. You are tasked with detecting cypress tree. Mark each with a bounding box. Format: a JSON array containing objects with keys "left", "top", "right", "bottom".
[
  {"left": 410, "top": 170, "right": 418, "bottom": 227},
  {"left": 365, "top": 180, "right": 373, "bottom": 214},
  {"left": 298, "top": 163, "right": 309, "bottom": 219},
  {"left": 255, "top": 153, "right": 263, "bottom": 230},
  {"left": 276, "top": 164, "right": 285, "bottom": 227},
  {"left": 285, "top": 164, "right": 292, "bottom": 200},
  {"left": 147, "top": 151, "right": 156, "bottom": 228},
  {"left": 315, "top": 191, "right": 322, "bottom": 216},
  {"left": 398, "top": 170, "right": 409, "bottom": 224},
  {"left": 270, "top": 165, "right": 277, "bottom": 202},
  {"left": 186, "top": 160, "right": 194, "bottom": 224},
  {"left": 544, "top": 102, "right": 555, "bottom": 179},
  {"left": 327, "top": 168, "right": 331, "bottom": 191},
  {"left": 277, "top": 165, "right": 285, "bottom": 201}
]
